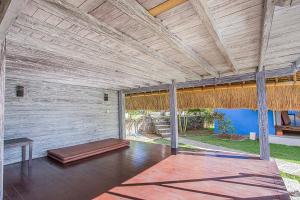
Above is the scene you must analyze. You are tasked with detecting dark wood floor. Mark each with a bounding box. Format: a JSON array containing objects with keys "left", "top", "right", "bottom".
[{"left": 4, "top": 141, "right": 171, "bottom": 200}]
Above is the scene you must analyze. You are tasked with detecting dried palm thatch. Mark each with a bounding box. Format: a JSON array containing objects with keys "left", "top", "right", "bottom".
[{"left": 126, "top": 82, "right": 300, "bottom": 111}]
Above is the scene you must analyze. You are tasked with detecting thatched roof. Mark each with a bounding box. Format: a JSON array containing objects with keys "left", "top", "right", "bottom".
[{"left": 126, "top": 73, "right": 300, "bottom": 111}]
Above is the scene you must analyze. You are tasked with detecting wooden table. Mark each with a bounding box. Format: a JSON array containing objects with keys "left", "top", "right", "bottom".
[{"left": 4, "top": 138, "right": 33, "bottom": 166}]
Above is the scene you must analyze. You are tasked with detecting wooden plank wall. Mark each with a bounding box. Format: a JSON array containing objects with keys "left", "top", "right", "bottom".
[
  {"left": 4, "top": 71, "right": 119, "bottom": 165},
  {"left": 0, "top": 39, "right": 6, "bottom": 200}
]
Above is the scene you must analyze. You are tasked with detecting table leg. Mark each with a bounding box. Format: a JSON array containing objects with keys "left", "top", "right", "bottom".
[
  {"left": 22, "top": 145, "right": 26, "bottom": 162},
  {"left": 29, "top": 143, "right": 32, "bottom": 167}
]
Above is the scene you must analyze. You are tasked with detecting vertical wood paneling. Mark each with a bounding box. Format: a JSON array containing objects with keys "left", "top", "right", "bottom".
[
  {"left": 0, "top": 39, "right": 6, "bottom": 200},
  {"left": 4, "top": 72, "right": 119, "bottom": 165},
  {"left": 169, "top": 80, "right": 178, "bottom": 150},
  {"left": 256, "top": 70, "right": 270, "bottom": 160}
]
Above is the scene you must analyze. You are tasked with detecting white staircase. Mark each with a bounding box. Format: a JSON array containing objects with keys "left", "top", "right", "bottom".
[{"left": 153, "top": 118, "right": 171, "bottom": 138}]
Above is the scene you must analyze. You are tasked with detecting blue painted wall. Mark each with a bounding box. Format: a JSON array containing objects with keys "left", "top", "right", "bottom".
[{"left": 214, "top": 109, "right": 275, "bottom": 136}]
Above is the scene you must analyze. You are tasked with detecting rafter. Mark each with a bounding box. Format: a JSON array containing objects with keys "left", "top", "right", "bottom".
[
  {"left": 108, "top": 0, "right": 218, "bottom": 77},
  {"left": 275, "top": 0, "right": 300, "bottom": 7},
  {"left": 148, "top": 0, "right": 187, "bottom": 16},
  {"left": 124, "top": 65, "right": 299, "bottom": 94},
  {"left": 0, "top": 0, "right": 29, "bottom": 42},
  {"left": 189, "top": 0, "right": 239, "bottom": 73},
  {"left": 258, "top": 0, "right": 276, "bottom": 71},
  {"left": 275, "top": 0, "right": 292, "bottom": 6},
  {"left": 39, "top": 0, "right": 200, "bottom": 80}
]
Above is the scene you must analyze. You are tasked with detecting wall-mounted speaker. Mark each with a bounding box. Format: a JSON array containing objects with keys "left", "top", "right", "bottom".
[
  {"left": 16, "top": 85, "right": 24, "bottom": 97},
  {"left": 104, "top": 93, "right": 108, "bottom": 101}
]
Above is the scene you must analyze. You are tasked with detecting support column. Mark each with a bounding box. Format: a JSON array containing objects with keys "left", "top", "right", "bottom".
[
  {"left": 118, "top": 91, "right": 125, "bottom": 140},
  {"left": 169, "top": 80, "right": 178, "bottom": 154},
  {"left": 0, "top": 40, "right": 5, "bottom": 200},
  {"left": 256, "top": 70, "right": 270, "bottom": 160}
]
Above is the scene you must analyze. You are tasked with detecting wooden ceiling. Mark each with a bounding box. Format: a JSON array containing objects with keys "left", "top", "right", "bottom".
[{"left": 5, "top": 0, "right": 300, "bottom": 90}]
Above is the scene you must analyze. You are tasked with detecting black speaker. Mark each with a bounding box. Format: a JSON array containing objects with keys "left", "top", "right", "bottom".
[
  {"left": 104, "top": 93, "right": 108, "bottom": 101},
  {"left": 16, "top": 86, "right": 24, "bottom": 97}
]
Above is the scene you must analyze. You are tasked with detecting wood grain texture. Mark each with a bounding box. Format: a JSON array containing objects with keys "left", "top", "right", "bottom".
[
  {"left": 156, "top": 1, "right": 228, "bottom": 74},
  {"left": 264, "top": 4, "right": 300, "bottom": 71},
  {"left": 169, "top": 80, "right": 178, "bottom": 149},
  {"left": 4, "top": 142, "right": 171, "bottom": 200},
  {"left": 0, "top": 0, "right": 28, "bottom": 42},
  {"left": 208, "top": 0, "right": 264, "bottom": 70},
  {"left": 108, "top": 0, "right": 218, "bottom": 76},
  {"left": 148, "top": 0, "right": 187, "bottom": 16},
  {"left": 124, "top": 66, "right": 299, "bottom": 94},
  {"left": 1, "top": 0, "right": 298, "bottom": 92},
  {"left": 118, "top": 91, "right": 125, "bottom": 139},
  {"left": 0, "top": 39, "right": 5, "bottom": 200},
  {"left": 256, "top": 70, "right": 270, "bottom": 160},
  {"left": 36, "top": 0, "right": 198, "bottom": 80},
  {"left": 259, "top": 0, "right": 275, "bottom": 71},
  {"left": 189, "top": 0, "right": 239, "bottom": 73},
  {"left": 4, "top": 76, "right": 119, "bottom": 165}
]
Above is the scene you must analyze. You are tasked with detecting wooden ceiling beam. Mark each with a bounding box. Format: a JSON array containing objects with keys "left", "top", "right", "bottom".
[
  {"left": 275, "top": 0, "right": 292, "bottom": 6},
  {"left": 128, "top": 81, "right": 300, "bottom": 98},
  {"left": 274, "top": 0, "right": 300, "bottom": 7},
  {"left": 108, "top": 0, "right": 218, "bottom": 77},
  {"left": 148, "top": 0, "right": 187, "bottom": 16},
  {"left": 189, "top": 0, "right": 239, "bottom": 73},
  {"left": 11, "top": 14, "right": 181, "bottom": 83},
  {"left": 39, "top": 0, "right": 199, "bottom": 80},
  {"left": 7, "top": 25, "right": 168, "bottom": 86},
  {"left": 0, "top": 0, "right": 29, "bottom": 42},
  {"left": 258, "top": 0, "right": 276, "bottom": 71},
  {"left": 124, "top": 65, "right": 299, "bottom": 94}
]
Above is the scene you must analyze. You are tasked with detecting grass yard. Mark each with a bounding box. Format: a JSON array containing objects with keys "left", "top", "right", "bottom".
[
  {"left": 184, "top": 133, "right": 300, "bottom": 164},
  {"left": 150, "top": 138, "right": 197, "bottom": 151},
  {"left": 151, "top": 133, "right": 300, "bottom": 186},
  {"left": 280, "top": 171, "right": 300, "bottom": 183}
]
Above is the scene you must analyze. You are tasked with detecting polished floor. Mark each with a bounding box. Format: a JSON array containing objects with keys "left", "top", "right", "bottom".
[
  {"left": 95, "top": 151, "right": 289, "bottom": 200},
  {"left": 4, "top": 142, "right": 289, "bottom": 200},
  {"left": 4, "top": 141, "right": 170, "bottom": 200}
]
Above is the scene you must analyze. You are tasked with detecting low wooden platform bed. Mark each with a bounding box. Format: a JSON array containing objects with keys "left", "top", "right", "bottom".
[{"left": 47, "top": 138, "right": 129, "bottom": 164}]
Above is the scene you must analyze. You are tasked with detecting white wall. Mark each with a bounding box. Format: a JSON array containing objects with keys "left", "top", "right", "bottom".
[{"left": 4, "top": 78, "right": 119, "bottom": 165}]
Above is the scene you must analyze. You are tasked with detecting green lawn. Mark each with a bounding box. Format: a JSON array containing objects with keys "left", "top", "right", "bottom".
[
  {"left": 151, "top": 138, "right": 198, "bottom": 151},
  {"left": 185, "top": 133, "right": 300, "bottom": 164},
  {"left": 151, "top": 131, "right": 300, "bottom": 184},
  {"left": 280, "top": 171, "right": 300, "bottom": 183}
]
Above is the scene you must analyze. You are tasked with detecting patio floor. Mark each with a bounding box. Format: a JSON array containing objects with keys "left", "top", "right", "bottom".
[{"left": 4, "top": 141, "right": 289, "bottom": 200}]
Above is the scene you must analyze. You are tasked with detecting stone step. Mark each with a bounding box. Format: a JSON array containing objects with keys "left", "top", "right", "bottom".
[
  {"left": 160, "top": 132, "right": 171, "bottom": 138},
  {"left": 154, "top": 122, "right": 169, "bottom": 125},
  {"left": 155, "top": 124, "right": 170, "bottom": 128},
  {"left": 157, "top": 128, "right": 170, "bottom": 133}
]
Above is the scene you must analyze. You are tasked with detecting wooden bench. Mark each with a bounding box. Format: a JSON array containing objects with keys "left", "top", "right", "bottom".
[
  {"left": 275, "top": 125, "right": 300, "bottom": 135},
  {"left": 5, "top": 138, "right": 33, "bottom": 166},
  {"left": 47, "top": 138, "right": 129, "bottom": 164}
]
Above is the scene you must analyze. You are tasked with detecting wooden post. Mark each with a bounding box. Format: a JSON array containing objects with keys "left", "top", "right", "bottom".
[
  {"left": 0, "top": 40, "right": 5, "bottom": 200},
  {"left": 118, "top": 91, "right": 125, "bottom": 139},
  {"left": 169, "top": 80, "right": 178, "bottom": 153},
  {"left": 256, "top": 70, "right": 270, "bottom": 160}
]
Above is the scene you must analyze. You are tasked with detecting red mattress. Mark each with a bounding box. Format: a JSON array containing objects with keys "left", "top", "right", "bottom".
[{"left": 47, "top": 138, "right": 129, "bottom": 164}]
